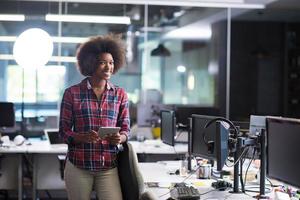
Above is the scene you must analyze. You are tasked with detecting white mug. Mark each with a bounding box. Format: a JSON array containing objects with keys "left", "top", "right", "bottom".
[{"left": 197, "top": 164, "right": 211, "bottom": 179}]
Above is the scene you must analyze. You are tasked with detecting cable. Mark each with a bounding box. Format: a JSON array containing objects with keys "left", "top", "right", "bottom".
[
  {"left": 225, "top": 147, "right": 248, "bottom": 167},
  {"left": 240, "top": 147, "right": 249, "bottom": 193},
  {"left": 203, "top": 117, "right": 239, "bottom": 143},
  {"left": 244, "top": 185, "right": 272, "bottom": 193},
  {"left": 158, "top": 165, "right": 201, "bottom": 198},
  {"left": 266, "top": 177, "right": 282, "bottom": 188},
  {"left": 199, "top": 187, "right": 231, "bottom": 196},
  {"left": 243, "top": 147, "right": 256, "bottom": 192},
  {"left": 158, "top": 190, "right": 172, "bottom": 198},
  {"left": 202, "top": 117, "right": 239, "bottom": 169},
  {"left": 174, "top": 129, "right": 184, "bottom": 141}
]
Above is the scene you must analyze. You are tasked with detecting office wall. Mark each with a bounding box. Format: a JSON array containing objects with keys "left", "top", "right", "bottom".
[{"left": 230, "top": 21, "right": 284, "bottom": 120}]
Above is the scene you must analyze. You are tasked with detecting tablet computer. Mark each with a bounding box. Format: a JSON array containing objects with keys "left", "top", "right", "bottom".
[{"left": 98, "top": 127, "right": 121, "bottom": 138}]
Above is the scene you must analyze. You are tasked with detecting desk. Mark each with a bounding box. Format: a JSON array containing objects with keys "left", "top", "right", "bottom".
[
  {"left": 27, "top": 141, "right": 67, "bottom": 200},
  {"left": 130, "top": 140, "right": 188, "bottom": 162},
  {"left": 28, "top": 139, "right": 187, "bottom": 199},
  {"left": 139, "top": 162, "right": 257, "bottom": 200},
  {"left": 2, "top": 139, "right": 186, "bottom": 200},
  {"left": 0, "top": 145, "right": 26, "bottom": 200}
]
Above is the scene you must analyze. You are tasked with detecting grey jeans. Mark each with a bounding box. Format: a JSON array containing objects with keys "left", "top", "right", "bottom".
[{"left": 64, "top": 160, "right": 123, "bottom": 200}]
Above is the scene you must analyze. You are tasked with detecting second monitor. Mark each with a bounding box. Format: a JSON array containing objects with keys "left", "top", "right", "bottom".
[
  {"left": 191, "top": 114, "right": 229, "bottom": 171},
  {"left": 160, "top": 110, "right": 176, "bottom": 146}
]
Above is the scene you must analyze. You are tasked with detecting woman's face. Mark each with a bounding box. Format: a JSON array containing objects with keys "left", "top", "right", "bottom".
[{"left": 93, "top": 53, "right": 114, "bottom": 80}]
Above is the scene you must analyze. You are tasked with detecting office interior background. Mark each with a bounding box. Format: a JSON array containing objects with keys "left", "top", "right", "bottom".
[{"left": 0, "top": 0, "right": 300, "bottom": 134}]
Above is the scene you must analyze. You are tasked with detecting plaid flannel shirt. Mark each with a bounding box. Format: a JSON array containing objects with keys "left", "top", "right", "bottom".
[{"left": 59, "top": 78, "right": 130, "bottom": 171}]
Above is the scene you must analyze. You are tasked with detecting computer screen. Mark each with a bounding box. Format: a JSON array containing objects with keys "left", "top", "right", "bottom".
[
  {"left": 174, "top": 106, "right": 219, "bottom": 126},
  {"left": 191, "top": 114, "right": 229, "bottom": 171},
  {"left": 232, "top": 121, "right": 249, "bottom": 134},
  {"left": 266, "top": 117, "right": 300, "bottom": 188},
  {"left": 160, "top": 110, "right": 176, "bottom": 146},
  {"left": 44, "top": 129, "right": 64, "bottom": 145},
  {"left": 249, "top": 115, "right": 266, "bottom": 136},
  {"left": 0, "top": 102, "right": 15, "bottom": 128}
]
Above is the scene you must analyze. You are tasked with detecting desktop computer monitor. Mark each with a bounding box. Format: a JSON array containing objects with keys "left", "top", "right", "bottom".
[
  {"left": 249, "top": 115, "right": 266, "bottom": 136},
  {"left": 0, "top": 102, "right": 15, "bottom": 128},
  {"left": 160, "top": 110, "right": 176, "bottom": 146},
  {"left": 191, "top": 114, "right": 229, "bottom": 171},
  {"left": 266, "top": 117, "right": 300, "bottom": 188},
  {"left": 174, "top": 106, "right": 219, "bottom": 126}
]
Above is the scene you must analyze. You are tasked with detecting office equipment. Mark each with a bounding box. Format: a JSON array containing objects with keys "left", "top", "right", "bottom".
[
  {"left": 266, "top": 117, "right": 300, "bottom": 188},
  {"left": 0, "top": 102, "right": 15, "bottom": 130},
  {"left": 170, "top": 183, "right": 200, "bottom": 200},
  {"left": 139, "top": 162, "right": 255, "bottom": 200},
  {"left": 174, "top": 106, "right": 219, "bottom": 127},
  {"left": 232, "top": 121, "right": 249, "bottom": 133},
  {"left": 249, "top": 115, "right": 266, "bottom": 135},
  {"left": 191, "top": 114, "right": 229, "bottom": 171},
  {"left": 160, "top": 110, "right": 176, "bottom": 146},
  {"left": 13, "top": 135, "right": 25, "bottom": 146},
  {"left": 44, "top": 129, "right": 64, "bottom": 146},
  {"left": 98, "top": 127, "right": 121, "bottom": 138},
  {"left": 246, "top": 115, "right": 267, "bottom": 160},
  {"left": 211, "top": 180, "right": 232, "bottom": 190}
]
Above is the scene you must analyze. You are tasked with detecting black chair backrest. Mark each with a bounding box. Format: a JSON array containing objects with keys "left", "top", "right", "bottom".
[{"left": 118, "top": 142, "right": 140, "bottom": 200}]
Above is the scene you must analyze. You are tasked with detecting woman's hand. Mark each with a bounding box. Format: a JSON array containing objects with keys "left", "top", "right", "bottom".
[
  {"left": 73, "top": 130, "right": 100, "bottom": 144},
  {"left": 105, "top": 132, "right": 127, "bottom": 145}
]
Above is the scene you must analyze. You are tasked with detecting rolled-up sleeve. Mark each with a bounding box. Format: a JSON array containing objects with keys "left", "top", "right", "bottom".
[{"left": 59, "top": 89, "right": 76, "bottom": 144}]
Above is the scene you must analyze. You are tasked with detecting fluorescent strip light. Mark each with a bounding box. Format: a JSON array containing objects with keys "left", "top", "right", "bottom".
[
  {"left": 0, "top": 14, "right": 25, "bottom": 21},
  {"left": 0, "top": 54, "right": 14, "bottom": 60},
  {"left": 0, "top": 36, "right": 17, "bottom": 42},
  {"left": 164, "top": 26, "right": 212, "bottom": 40},
  {"left": 50, "top": 56, "right": 76, "bottom": 63},
  {"left": 0, "top": 36, "right": 88, "bottom": 44},
  {"left": 52, "top": 36, "right": 88, "bottom": 43},
  {"left": 0, "top": 54, "right": 76, "bottom": 63},
  {"left": 45, "top": 14, "right": 131, "bottom": 24}
]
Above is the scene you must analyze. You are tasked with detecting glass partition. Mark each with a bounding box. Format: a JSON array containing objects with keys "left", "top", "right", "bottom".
[{"left": 0, "top": 0, "right": 234, "bottom": 127}]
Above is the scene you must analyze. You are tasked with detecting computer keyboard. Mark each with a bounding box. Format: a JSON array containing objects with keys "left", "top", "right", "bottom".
[{"left": 170, "top": 183, "right": 200, "bottom": 200}]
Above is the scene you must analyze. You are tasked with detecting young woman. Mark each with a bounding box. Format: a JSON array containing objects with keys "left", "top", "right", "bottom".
[{"left": 59, "top": 34, "right": 130, "bottom": 200}]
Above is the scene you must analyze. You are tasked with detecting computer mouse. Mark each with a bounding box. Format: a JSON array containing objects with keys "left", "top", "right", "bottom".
[{"left": 13, "top": 135, "right": 25, "bottom": 146}]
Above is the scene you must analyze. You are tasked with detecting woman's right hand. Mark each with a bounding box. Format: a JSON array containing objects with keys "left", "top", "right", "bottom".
[{"left": 73, "top": 130, "right": 100, "bottom": 143}]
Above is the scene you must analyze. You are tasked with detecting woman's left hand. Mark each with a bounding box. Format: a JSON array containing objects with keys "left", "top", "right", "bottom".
[{"left": 105, "top": 132, "right": 126, "bottom": 145}]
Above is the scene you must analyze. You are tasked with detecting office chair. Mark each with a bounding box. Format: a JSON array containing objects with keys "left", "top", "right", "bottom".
[{"left": 118, "top": 142, "right": 157, "bottom": 200}]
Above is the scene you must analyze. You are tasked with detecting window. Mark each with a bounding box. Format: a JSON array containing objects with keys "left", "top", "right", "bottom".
[{"left": 7, "top": 65, "right": 66, "bottom": 103}]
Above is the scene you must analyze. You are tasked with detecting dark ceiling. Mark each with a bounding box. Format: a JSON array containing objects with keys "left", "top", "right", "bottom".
[{"left": 1, "top": 0, "right": 300, "bottom": 37}]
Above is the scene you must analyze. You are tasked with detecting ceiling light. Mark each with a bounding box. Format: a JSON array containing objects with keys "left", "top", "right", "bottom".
[
  {"left": 51, "top": 36, "right": 88, "bottom": 43},
  {"left": 0, "top": 36, "right": 17, "bottom": 42},
  {"left": 0, "top": 54, "right": 76, "bottom": 63},
  {"left": 0, "top": 14, "right": 25, "bottom": 21},
  {"left": 177, "top": 65, "right": 186, "bottom": 73},
  {"left": 164, "top": 26, "right": 212, "bottom": 40},
  {"left": 0, "top": 36, "right": 88, "bottom": 43},
  {"left": 13, "top": 28, "right": 53, "bottom": 68},
  {"left": 188, "top": 73, "right": 195, "bottom": 90},
  {"left": 45, "top": 14, "right": 131, "bottom": 24}
]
